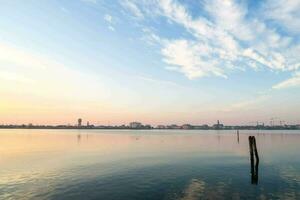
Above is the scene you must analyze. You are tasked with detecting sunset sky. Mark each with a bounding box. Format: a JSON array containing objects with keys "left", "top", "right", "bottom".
[{"left": 1, "top": 0, "right": 300, "bottom": 126}]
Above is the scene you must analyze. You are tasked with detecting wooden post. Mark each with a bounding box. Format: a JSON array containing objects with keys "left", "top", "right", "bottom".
[
  {"left": 252, "top": 136, "right": 259, "bottom": 163},
  {"left": 252, "top": 136, "right": 259, "bottom": 184},
  {"left": 249, "top": 136, "right": 259, "bottom": 184},
  {"left": 249, "top": 136, "right": 255, "bottom": 184}
]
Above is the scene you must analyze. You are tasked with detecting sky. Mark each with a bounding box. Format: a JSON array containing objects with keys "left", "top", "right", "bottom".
[{"left": 0, "top": 0, "right": 300, "bottom": 126}]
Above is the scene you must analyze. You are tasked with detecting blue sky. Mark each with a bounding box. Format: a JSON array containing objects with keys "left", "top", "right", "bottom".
[{"left": 0, "top": 0, "right": 300, "bottom": 125}]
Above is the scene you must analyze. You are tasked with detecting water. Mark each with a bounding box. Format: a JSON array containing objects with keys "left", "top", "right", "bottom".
[{"left": 0, "top": 129, "right": 300, "bottom": 200}]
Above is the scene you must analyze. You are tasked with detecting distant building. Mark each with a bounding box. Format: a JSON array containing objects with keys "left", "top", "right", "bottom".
[
  {"left": 144, "top": 124, "right": 152, "bottom": 129},
  {"left": 224, "top": 126, "right": 235, "bottom": 130},
  {"left": 193, "top": 124, "right": 209, "bottom": 129},
  {"left": 78, "top": 118, "right": 82, "bottom": 127},
  {"left": 129, "top": 122, "right": 142, "bottom": 129},
  {"left": 182, "top": 124, "right": 193, "bottom": 129},
  {"left": 202, "top": 124, "right": 209, "bottom": 129},
  {"left": 87, "top": 121, "right": 89, "bottom": 127},
  {"left": 119, "top": 124, "right": 127, "bottom": 129},
  {"left": 213, "top": 120, "right": 224, "bottom": 129},
  {"left": 167, "top": 124, "right": 181, "bottom": 129},
  {"left": 157, "top": 125, "right": 166, "bottom": 129}
]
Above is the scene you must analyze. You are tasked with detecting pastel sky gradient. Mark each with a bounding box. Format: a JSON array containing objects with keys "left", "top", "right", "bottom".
[{"left": 0, "top": 0, "right": 300, "bottom": 125}]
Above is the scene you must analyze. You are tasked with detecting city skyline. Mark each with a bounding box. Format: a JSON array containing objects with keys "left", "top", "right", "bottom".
[
  {"left": 1, "top": 0, "right": 300, "bottom": 125},
  {"left": 1, "top": 118, "right": 298, "bottom": 128}
]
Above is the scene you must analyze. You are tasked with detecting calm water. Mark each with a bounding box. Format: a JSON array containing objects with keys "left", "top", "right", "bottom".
[{"left": 0, "top": 129, "right": 300, "bottom": 200}]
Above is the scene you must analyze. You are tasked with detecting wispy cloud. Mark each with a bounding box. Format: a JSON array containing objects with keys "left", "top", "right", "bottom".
[
  {"left": 120, "top": 0, "right": 144, "bottom": 19},
  {"left": 141, "top": 28, "right": 163, "bottom": 46},
  {"left": 162, "top": 39, "right": 226, "bottom": 79},
  {"left": 104, "top": 14, "right": 113, "bottom": 23},
  {"left": 263, "top": 0, "right": 300, "bottom": 34},
  {"left": 121, "top": 0, "right": 300, "bottom": 82},
  {"left": 104, "top": 14, "right": 115, "bottom": 31},
  {"left": 204, "top": 0, "right": 253, "bottom": 41},
  {"left": 273, "top": 72, "right": 300, "bottom": 89},
  {"left": 108, "top": 26, "right": 115, "bottom": 31}
]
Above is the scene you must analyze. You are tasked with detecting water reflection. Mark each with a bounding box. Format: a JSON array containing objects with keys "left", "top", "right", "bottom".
[
  {"left": 179, "top": 179, "right": 205, "bottom": 200},
  {"left": 1, "top": 130, "right": 300, "bottom": 200},
  {"left": 248, "top": 136, "right": 259, "bottom": 185},
  {"left": 77, "top": 134, "right": 81, "bottom": 144}
]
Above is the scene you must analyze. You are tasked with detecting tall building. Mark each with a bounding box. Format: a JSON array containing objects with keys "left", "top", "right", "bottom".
[
  {"left": 213, "top": 120, "right": 224, "bottom": 129},
  {"left": 78, "top": 118, "right": 82, "bottom": 127}
]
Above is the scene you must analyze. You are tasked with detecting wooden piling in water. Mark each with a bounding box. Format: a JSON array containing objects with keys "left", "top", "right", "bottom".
[
  {"left": 252, "top": 136, "right": 259, "bottom": 163},
  {"left": 249, "top": 136, "right": 259, "bottom": 185}
]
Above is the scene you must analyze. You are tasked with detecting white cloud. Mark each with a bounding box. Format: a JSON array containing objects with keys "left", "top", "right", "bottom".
[
  {"left": 273, "top": 72, "right": 300, "bottom": 89},
  {"left": 122, "top": 0, "right": 300, "bottom": 83},
  {"left": 158, "top": 0, "right": 214, "bottom": 38},
  {"left": 121, "top": 0, "right": 144, "bottom": 19},
  {"left": 104, "top": 14, "right": 115, "bottom": 31},
  {"left": 108, "top": 26, "right": 115, "bottom": 31},
  {"left": 242, "top": 48, "right": 272, "bottom": 69},
  {"left": 162, "top": 39, "right": 226, "bottom": 79},
  {"left": 141, "top": 28, "right": 163, "bottom": 45},
  {"left": 204, "top": 0, "right": 253, "bottom": 41},
  {"left": 104, "top": 14, "right": 113, "bottom": 23},
  {"left": 263, "top": 0, "right": 300, "bottom": 34}
]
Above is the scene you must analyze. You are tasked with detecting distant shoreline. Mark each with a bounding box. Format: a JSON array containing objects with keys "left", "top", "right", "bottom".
[
  {"left": 0, "top": 127, "right": 299, "bottom": 130},
  {"left": 2, "top": 120, "right": 299, "bottom": 130}
]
